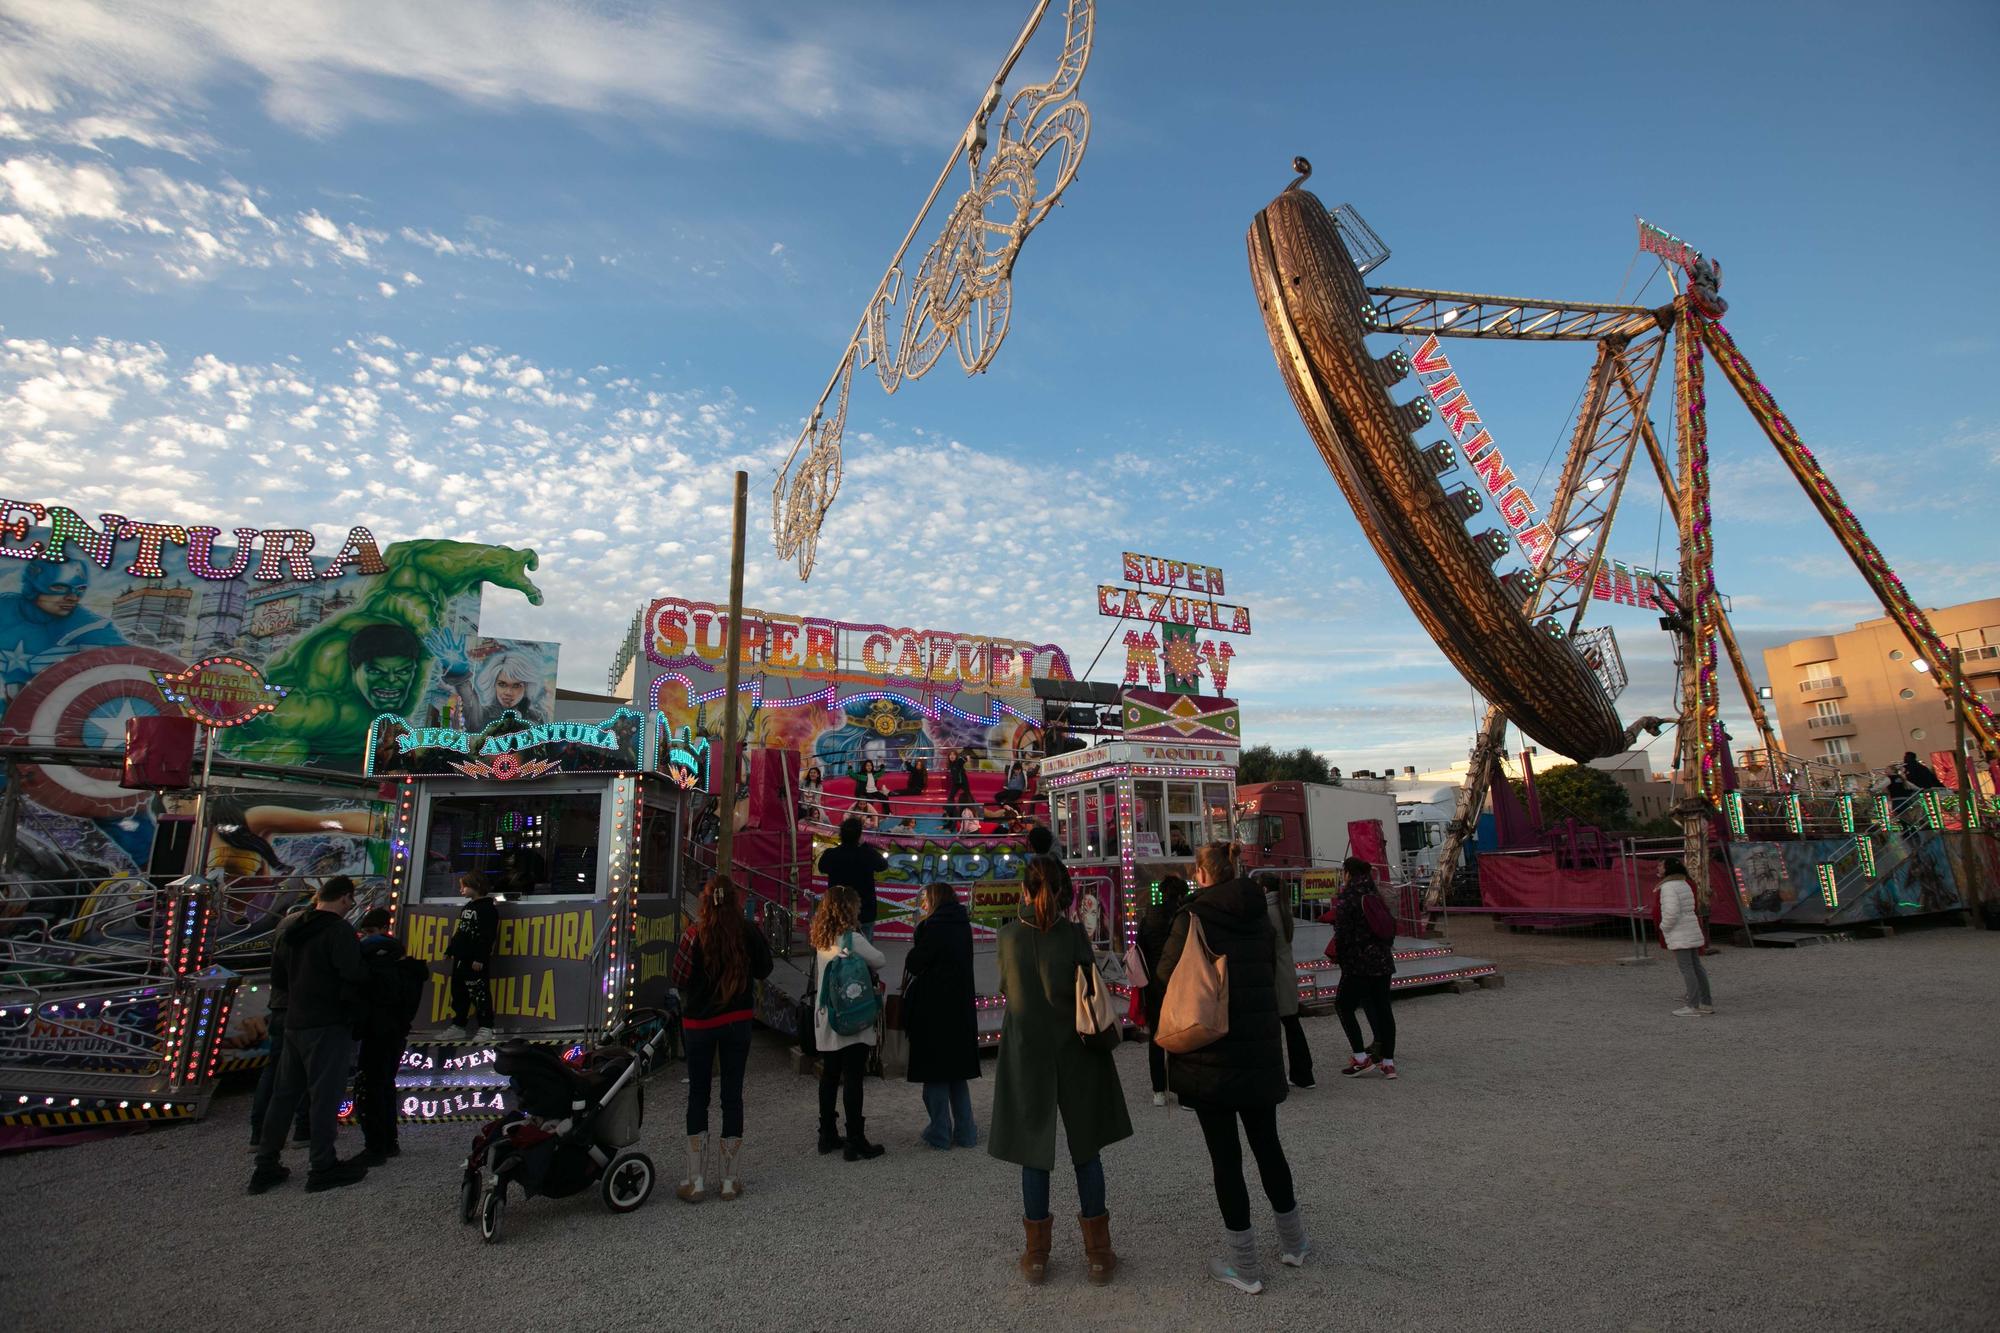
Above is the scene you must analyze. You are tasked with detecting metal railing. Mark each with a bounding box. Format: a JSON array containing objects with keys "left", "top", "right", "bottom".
[
  {"left": 1797, "top": 676, "right": 1844, "bottom": 692},
  {"left": 1806, "top": 714, "right": 1854, "bottom": 730}
]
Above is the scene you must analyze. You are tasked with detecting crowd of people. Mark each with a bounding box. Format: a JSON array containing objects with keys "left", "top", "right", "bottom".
[
  {"left": 242, "top": 822, "right": 1416, "bottom": 1295},
  {"left": 798, "top": 750, "right": 1036, "bottom": 833}
]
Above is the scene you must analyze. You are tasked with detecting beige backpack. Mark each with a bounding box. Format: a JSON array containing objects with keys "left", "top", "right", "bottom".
[{"left": 1155, "top": 912, "right": 1229, "bottom": 1054}]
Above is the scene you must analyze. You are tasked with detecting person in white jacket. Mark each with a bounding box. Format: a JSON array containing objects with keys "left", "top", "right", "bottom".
[
  {"left": 811, "top": 885, "right": 889, "bottom": 1159},
  {"left": 1657, "top": 858, "right": 1714, "bottom": 1017}
]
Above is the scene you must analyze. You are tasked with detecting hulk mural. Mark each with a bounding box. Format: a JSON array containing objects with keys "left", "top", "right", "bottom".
[
  {"left": 0, "top": 503, "right": 555, "bottom": 881},
  {"left": 227, "top": 541, "right": 545, "bottom": 767}
]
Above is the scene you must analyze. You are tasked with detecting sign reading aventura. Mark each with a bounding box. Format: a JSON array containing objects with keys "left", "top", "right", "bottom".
[{"left": 367, "top": 708, "right": 644, "bottom": 779}]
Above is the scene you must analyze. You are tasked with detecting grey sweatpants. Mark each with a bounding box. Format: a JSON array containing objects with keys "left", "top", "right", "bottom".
[{"left": 1674, "top": 947, "right": 1712, "bottom": 1008}]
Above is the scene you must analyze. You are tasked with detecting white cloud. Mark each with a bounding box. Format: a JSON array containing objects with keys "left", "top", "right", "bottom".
[
  {"left": 0, "top": 212, "right": 52, "bottom": 256},
  {"left": 377, "top": 280, "right": 396, "bottom": 297},
  {"left": 0, "top": 1, "right": 956, "bottom": 142},
  {"left": 0, "top": 154, "right": 124, "bottom": 219}
]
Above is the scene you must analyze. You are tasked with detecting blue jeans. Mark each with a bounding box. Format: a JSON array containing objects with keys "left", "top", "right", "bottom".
[
  {"left": 920, "top": 1080, "right": 977, "bottom": 1149},
  {"left": 683, "top": 1020, "right": 753, "bottom": 1137},
  {"left": 1022, "top": 1156, "right": 1106, "bottom": 1221}
]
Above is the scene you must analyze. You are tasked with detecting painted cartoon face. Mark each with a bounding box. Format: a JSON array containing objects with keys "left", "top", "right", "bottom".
[
  {"left": 352, "top": 654, "right": 420, "bottom": 712},
  {"left": 32, "top": 578, "right": 87, "bottom": 617},
  {"left": 494, "top": 673, "right": 527, "bottom": 709}
]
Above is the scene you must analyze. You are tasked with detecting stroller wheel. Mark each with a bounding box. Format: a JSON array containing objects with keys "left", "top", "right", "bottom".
[
  {"left": 479, "top": 1187, "right": 505, "bottom": 1243},
  {"left": 459, "top": 1173, "right": 479, "bottom": 1225},
  {"left": 602, "top": 1151, "right": 655, "bottom": 1213}
]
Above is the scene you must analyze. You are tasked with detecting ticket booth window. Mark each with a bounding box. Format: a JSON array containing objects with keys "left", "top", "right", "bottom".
[{"left": 420, "top": 788, "right": 605, "bottom": 900}]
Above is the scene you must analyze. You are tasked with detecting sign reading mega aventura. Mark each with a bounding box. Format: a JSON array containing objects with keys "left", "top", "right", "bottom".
[{"left": 644, "top": 596, "right": 1071, "bottom": 689}]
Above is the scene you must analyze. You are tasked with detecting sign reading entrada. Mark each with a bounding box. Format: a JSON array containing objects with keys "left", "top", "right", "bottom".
[{"left": 0, "top": 497, "right": 386, "bottom": 584}]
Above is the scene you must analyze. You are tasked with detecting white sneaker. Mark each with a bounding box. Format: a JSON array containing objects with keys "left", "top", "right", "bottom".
[
  {"left": 1672, "top": 1007, "right": 1701, "bottom": 1018},
  {"left": 1152, "top": 1092, "right": 1167, "bottom": 1107},
  {"left": 471, "top": 1027, "right": 498, "bottom": 1044}
]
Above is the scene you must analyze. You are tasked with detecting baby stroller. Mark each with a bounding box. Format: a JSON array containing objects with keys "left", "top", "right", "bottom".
[{"left": 460, "top": 1009, "right": 669, "bottom": 1242}]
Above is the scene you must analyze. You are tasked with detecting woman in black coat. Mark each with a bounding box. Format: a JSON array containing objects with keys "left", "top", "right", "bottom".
[
  {"left": 903, "top": 882, "right": 980, "bottom": 1149},
  {"left": 1158, "top": 844, "right": 1312, "bottom": 1293},
  {"left": 1134, "top": 874, "right": 1190, "bottom": 1106}
]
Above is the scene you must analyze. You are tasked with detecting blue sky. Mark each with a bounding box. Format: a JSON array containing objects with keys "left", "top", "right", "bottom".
[{"left": 2, "top": 0, "right": 1994, "bottom": 772}]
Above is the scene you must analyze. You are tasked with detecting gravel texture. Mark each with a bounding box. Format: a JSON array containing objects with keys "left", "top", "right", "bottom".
[{"left": 5, "top": 929, "right": 1997, "bottom": 1332}]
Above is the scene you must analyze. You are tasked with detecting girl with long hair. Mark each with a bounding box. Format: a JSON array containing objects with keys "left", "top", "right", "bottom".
[
  {"left": 989, "top": 855, "right": 1133, "bottom": 1286},
  {"left": 672, "top": 873, "right": 774, "bottom": 1202},
  {"left": 810, "top": 885, "right": 888, "bottom": 1160}
]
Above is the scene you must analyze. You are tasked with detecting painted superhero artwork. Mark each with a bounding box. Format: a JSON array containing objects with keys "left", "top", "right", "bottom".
[{"left": 0, "top": 501, "right": 552, "bottom": 883}]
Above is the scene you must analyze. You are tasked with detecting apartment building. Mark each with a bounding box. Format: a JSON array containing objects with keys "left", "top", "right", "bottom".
[{"left": 1762, "top": 597, "right": 2000, "bottom": 776}]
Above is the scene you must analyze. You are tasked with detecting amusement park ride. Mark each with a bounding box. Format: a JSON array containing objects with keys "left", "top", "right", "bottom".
[{"left": 1247, "top": 158, "right": 1998, "bottom": 908}]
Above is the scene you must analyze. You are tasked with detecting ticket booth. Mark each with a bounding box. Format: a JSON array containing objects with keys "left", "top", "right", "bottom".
[
  {"left": 366, "top": 708, "right": 710, "bottom": 1122},
  {"left": 1038, "top": 690, "right": 1240, "bottom": 955}
]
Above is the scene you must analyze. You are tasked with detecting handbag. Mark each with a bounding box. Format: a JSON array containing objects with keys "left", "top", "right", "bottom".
[
  {"left": 1121, "top": 940, "right": 1149, "bottom": 988},
  {"left": 1156, "top": 912, "right": 1229, "bottom": 1054},
  {"left": 1073, "top": 933, "right": 1121, "bottom": 1053}
]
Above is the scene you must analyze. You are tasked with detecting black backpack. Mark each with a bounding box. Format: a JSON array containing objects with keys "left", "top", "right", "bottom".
[{"left": 366, "top": 943, "right": 428, "bottom": 1030}]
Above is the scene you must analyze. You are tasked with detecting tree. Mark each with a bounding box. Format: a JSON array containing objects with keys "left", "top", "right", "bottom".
[
  {"left": 1507, "top": 762, "right": 1633, "bottom": 830},
  {"left": 1238, "top": 745, "right": 1332, "bottom": 785}
]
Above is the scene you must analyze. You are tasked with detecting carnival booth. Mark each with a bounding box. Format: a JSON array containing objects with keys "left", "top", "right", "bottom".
[
  {"left": 366, "top": 708, "right": 709, "bottom": 1122},
  {"left": 1039, "top": 689, "right": 1242, "bottom": 957}
]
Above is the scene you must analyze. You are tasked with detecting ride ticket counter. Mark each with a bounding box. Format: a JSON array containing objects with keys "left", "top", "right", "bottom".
[
  {"left": 1037, "top": 690, "right": 1240, "bottom": 956},
  {"left": 365, "top": 708, "right": 711, "bottom": 1122}
]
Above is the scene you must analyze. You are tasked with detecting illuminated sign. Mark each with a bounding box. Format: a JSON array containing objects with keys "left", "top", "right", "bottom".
[
  {"left": 367, "top": 707, "right": 645, "bottom": 779},
  {"left": 643, "top": 596, "right": 1070, "bottom": 690},
  {"left": 1095, "top": 586, "right": 1253, "bottom": 635},
  {"left": 1637, "top": 217, "right": 1700, "bottom": 272},
  {"left": 1405, "top": 336, "right": 1554, "bottom": 566},
  {"left": 0, "top": 497, "right": 387, "bottom": 584},
  {"left": 663, "top": 725, "right": 711, "bottom": 792},
  {"left": 1119, "top": 552, "right": 1225, "bottom": 596},
  {"left": 152, "top": 655, "right": 288, "bottom": 728}
]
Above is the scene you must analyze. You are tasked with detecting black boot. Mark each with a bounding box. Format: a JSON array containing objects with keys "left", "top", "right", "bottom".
[
  {"left": 843, "top": 1117, "right": 885, "bottom": 1161},
  {"left": 817, "top": 1114, "right": 841, "bottom": 1155}
]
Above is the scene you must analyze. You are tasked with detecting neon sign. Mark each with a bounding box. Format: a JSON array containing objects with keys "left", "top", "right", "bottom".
[
  {"left": 367, "top": 708, "right": 646, "bottom": 779},
  {"left": 1405, "top": 336, "right": 1554, "bottom": 566},
  {"left": 644, "top": 596, "right": 1070, "bottom": 690},
  {"left": 0, "top": 498, "right": 387, "bottom": 584},
  {"left": 1095, "top": 586, "right": 1253, "bottom": 635},
  {"left": 663, "top": 725, "right": 711, "bottom": 792},
  {"left": 152, "top": 655, "right": 288, "bottom": 728},
  {"left": 1119, "top": 552, "right": 1225, "bottom": 595}
]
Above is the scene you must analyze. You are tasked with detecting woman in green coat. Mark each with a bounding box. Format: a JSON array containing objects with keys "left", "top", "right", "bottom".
[{"left": 989, "top": 854, "right": 1133, "bottom": 1287}]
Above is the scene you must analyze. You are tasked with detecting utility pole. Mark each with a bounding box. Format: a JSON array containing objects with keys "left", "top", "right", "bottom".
[{"left": 715, "top": 471, "right": 749, "bottom": 879}]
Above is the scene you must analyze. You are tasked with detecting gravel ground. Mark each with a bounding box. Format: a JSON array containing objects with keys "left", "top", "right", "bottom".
[{"left": 5, "top": 930, "right": 1998, "bottom": 1332}]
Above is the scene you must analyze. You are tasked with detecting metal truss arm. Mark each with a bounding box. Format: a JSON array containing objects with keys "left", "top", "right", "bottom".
[{"left": 1364, "top": 287, "right": 1664, "bottom": 342}]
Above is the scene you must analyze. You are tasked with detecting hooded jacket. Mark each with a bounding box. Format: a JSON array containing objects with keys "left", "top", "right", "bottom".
[
  {"left": 274, "top": 908, "right": 368, "bottom": 1030},
  {"left": 1158, "top": 876, "right": 1287, "bottom": 1110}
]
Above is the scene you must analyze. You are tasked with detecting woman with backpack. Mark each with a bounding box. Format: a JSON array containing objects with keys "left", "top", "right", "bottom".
[
  {"left": 1134, "top": 873, "right": 1190, "bottom": 1106},
  {"left": 810, "top": 885, "right": 888, "bottom": 1161},
  {"left": 1158, "top": 843, "right": 1313, "bottom": 1294},
  {"left": 1330, "top": 856, "right": 1398, "bottom": 1079},
  {"left": 903, "top": 882, "right": 980, "bottom": 1149},
  {"left": 990, "top": 854, "right": 1133, "bottom": 1286},
  {"left": 673, "top": 873, "right": 775, "bottom": 1202}
]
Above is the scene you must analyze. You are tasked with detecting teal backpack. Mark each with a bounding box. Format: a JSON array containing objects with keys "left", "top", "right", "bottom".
[{"left": 819, "top": 931, "right": 881, "bottom": 1036}]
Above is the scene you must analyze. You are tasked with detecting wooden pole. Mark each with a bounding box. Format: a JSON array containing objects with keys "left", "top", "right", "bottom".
[{"left": 715, "top": 471, "right": 749, "bottom": 879}]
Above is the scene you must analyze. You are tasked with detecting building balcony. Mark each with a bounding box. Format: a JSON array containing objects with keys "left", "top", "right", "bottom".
[
  {"left": 1796, "top": 676, "right": 1846, "bottom": 699},
  {"left": 1806, "top": 713, "right": 1856, "bottom": 736}
]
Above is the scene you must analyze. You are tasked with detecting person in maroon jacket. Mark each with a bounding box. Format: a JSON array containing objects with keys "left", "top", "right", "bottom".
[{"left": 672, "top": 873, "right": 774, "bottom": 1202}]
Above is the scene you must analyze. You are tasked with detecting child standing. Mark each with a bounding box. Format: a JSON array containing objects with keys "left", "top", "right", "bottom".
[
  {"left": 447, "top": 872, "right": 500, "bottom": 1041},
  {"left": 355, "top": 907, "right": 427, "bottom": 1163}
]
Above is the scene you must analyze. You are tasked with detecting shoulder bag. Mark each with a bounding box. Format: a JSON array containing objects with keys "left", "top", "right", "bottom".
[
  {"left": 1156, "top": 912, "right": 1229, "bottom": 1054},
  {"left": 1073, "top": 929, "right": 1121, "bottom": 1053}
]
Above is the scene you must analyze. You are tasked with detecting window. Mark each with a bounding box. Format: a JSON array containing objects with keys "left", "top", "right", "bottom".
[
  {"left": 1888, "top": 650, "right": 1904, "bottom": 661},
  {"left": 1820, "top": 737, "right": 1855, "bottom": 761},
  {"left": 420, "top": 788, "right": 604, "bottom": 900},
  {"left": 1899, "top": 688, "right": 1916, "bottom": 700},
  {"left": 1910, "top": 728, "right": 1926, "bottom": 741},
  {"left": 1802, "top": 662, "right": 1835, "bottom": 681},
  {"left": 1814, "top": 700, "right": 1843, "bottom": 718}
]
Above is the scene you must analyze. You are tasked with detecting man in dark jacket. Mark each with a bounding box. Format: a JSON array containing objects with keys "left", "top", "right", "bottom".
[
  {"left": 354, "top": 907, "right": 427, "bottom": 1164},
  {"left": 817, "top": 816, "right": 889, "bottom": 937},
  {"left": 249, "top": 876, "right": 370, "bottom": 1194},
  {"left": 247, "top": 887, "right": 314, "bottom": 1147},
  {"left": 1158, "top": 843, "right": 1310, "bottom": 1292}
]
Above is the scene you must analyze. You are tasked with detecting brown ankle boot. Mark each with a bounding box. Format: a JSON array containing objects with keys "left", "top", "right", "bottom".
[
  {"left": 1080, "top": 1211, "right": 1118, "bottom": 1285},
  {"left": 1019, "top": 1216, "right": 1052, "bottom": 1284}
]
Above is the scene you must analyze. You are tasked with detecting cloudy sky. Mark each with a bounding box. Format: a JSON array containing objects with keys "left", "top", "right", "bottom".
[{"left": 2, "top": 0, "right": 1994, "bottom": 773}]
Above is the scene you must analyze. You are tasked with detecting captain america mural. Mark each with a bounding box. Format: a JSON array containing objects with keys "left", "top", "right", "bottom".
[{"left": 0, "top": 557, "right": 127, "bottom": 705}]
